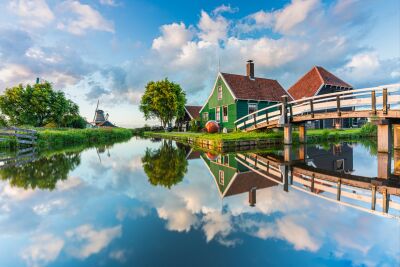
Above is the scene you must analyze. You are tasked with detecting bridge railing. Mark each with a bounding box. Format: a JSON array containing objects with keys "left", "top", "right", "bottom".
[{"left": 235, "top": 83, "right": 400, "bottom": 131}]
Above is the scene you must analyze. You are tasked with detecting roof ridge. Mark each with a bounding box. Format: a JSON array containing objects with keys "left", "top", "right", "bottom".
[
  {"left": 314, "top": 66, "right": 325, "bottom": 85},
  {"left": 221, "top": 72, "right": 276, "bottom": 81}
]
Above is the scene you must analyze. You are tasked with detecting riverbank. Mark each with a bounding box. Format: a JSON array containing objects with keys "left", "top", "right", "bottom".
[
  {"left": 143, "top": 127, "right": 375, "bottom": 152},
  {"left": 0, "top": 128, "right": 133, "bottom": 150}
]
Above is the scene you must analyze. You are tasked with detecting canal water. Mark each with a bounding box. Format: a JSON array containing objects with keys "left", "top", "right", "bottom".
[{"left": 0, "top": 137, "right": 399, "bottom": 267}]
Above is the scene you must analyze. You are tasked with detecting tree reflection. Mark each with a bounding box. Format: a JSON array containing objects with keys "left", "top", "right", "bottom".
[
  {"left": 0, "top": 152, "right": 81, "bottom": 190},
  {"left": 142, "top": 140, "right": 188, "bottom": 188}
]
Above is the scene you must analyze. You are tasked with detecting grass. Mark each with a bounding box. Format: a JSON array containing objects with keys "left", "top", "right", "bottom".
[
  {"left": 0, "top": 127, "right": 133, "bottom": 150},
  {"left": 144, "top": 127, "right": 372, "bottom": 143}
]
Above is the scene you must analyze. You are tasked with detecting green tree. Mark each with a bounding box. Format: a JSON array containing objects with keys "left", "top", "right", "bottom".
[
  {"left": 139, "top": 79, "right": 186, "bottom": 128},
  {"left": 141, "top": 140, "right": 188, "bottom": 188},
  {"left": 0, "top": 152, "right": 81, "bottom": 190},
  {"left": 0, "top": 82, "right": 85, "bottom": 128}
]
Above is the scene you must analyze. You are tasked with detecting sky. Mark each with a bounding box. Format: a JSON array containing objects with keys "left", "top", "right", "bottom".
[{"left": 0, "top": 0, "right": 399, "bottom": 127}]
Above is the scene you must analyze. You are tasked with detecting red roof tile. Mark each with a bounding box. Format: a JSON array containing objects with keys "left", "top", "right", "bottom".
[
  {"left": 224, "top": 171, "right": 278, "bottom": 197},
  {"left": 288, "top": 66, "right": 352, "bottom": 100},
  {"left": 221, "top": 72, "right": 291, "bottom": 102},
  {"left": 185, "top": 105, "right": 202, "bottom": 120}
]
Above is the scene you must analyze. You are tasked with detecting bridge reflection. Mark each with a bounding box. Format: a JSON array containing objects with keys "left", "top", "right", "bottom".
[{"left": 199, "top": 143, "right": 400, "bottom": 218}]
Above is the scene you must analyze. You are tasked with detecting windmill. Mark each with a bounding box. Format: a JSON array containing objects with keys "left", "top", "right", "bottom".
[{"left": 92, "top": 100, "right": 100, "bottom": 124}]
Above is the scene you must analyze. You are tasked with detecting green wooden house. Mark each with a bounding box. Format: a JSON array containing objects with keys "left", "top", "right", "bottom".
[{"left": 199, "top": 60, "right": 290, "bottom": 131}]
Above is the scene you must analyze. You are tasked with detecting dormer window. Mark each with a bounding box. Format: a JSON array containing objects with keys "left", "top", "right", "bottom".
[{"left": 218, "top": 86, "right": 222, "bottom": 100}]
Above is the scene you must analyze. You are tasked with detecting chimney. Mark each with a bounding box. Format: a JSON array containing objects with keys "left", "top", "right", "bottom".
[
  {"left": 36, "top": 77, "right": 40, "bottom": 84},
  {"left": 246, "top": 60, "right": 254, "bottom": 79},
  {"left": 249, "top": 187, "right": 257, "bottom": 207}
]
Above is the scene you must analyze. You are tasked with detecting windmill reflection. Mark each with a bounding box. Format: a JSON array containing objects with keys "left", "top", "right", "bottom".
[{"left": 202, "top": 143, "right": 400, "bottom": 218}]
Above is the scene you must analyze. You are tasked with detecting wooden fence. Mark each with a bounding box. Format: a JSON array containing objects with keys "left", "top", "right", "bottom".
[{"left": 0, "top": 127, "right": 37, "bottom": 146}]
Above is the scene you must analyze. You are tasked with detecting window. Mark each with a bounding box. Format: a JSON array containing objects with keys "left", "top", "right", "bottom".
[
  {"left": 218, "top": 170, "right": 224, "bottom": 185},
  {"left": 223, "top": 106, "right": 228, "bottom": 122},
  {"left": 248, "top": 103, "right": 258, "bottom": 119},
  {"left": 218, "top": 86, "right": 222, "bottom": 100},
  {"left": 216, "top": 107, "right": 221, "bottom": 122},
  {"left": 335, "top": 159, "right": 345, "bottom": 172},
  {"left": 202, "top": 112, "right": 208, "bottom": 121}
]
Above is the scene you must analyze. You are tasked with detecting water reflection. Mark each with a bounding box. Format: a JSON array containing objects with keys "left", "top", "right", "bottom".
[
  {"left": 0, "top": 138, "right": 399, "bottom": 266},
  {"left": 142, "top": 140, "right": 188, "bottom": 188},
  {"left": 199, "top": 143, "right": 400, "bottom": 217}
]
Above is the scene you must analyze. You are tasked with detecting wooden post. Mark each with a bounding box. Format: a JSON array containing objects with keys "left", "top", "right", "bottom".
[
  {"left": 337, "top": 179, "right": 341, "bottom": 201},
  {"left": 298, "top": 144, "right": 306, "bottom": 161},
  {"left": 244, "top": 120, "right": 247, "bottom": 131},
  {"left": 254, "top": 116, "right": 257, "bottom": 129},
  {"left": 382, "top": 88, "right": 388, "bottom": 115},
  {"left": 371, "top": 185, "right": 376, "bottom": 210},
  {"left": 282, "top": 95, "right": 288, "bottom": 124},
  {"left": 336, "top": 95, "right": 341, "bottom": 116},
  {"left": 265, "top": 112, "right": 269, "bottom": 125},
  {"left": 394, "top": 149, "right": 400, "bottom": 176},
  {"left": 299, "top": 124, "right": 307, "bottom": 143},
  {"left": 377, "top": 121, "right": 392, "bottom": 153},
  {"left": 371, "top": 90, "right": 376, "bottom": 115},
  {"left": 284, "top": 124, "right": 292, "bottom": 145},
  {"left": 311, "top": 174, "right": 315, "bottom": 193},
  {"left": 394, "top": 124, "right": 400, "bottom": 150},
  {"left": 382, "top": 188, "right": 389, "bottom": 213},
  {"left": 309, "top": 99, "right": 314, "bottom": 118},
  {"left": 289, "top": 104, "right": 293, "bottom": 122},
  {"left": 284, "top": 145, "right": 292, "bottom": 162},
  {"left": 377, "top": 152, "right": 391, "bottom": 179},
  {"left": 283, "top": 166, "right": 289, "bottom": 192},
  {"left": 254, "top": 155, "right": 258, "bottom": 167}
]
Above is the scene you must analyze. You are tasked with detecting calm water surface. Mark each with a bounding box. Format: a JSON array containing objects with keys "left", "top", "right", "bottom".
[{"left": 0, "top": 137, "right": 399, "bottom": 267}]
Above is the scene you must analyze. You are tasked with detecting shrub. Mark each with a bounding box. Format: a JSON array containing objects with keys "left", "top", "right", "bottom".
[{"left": 360, "top": 122, "right": 377, "bottom": 136}]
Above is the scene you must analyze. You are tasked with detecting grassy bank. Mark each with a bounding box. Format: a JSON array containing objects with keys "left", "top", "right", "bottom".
[
  {"left": 0, "top": 128, "right": 133, "bottom": 150},
  {"left": 36, "top": 128, "right": 133, "bottom": 149},
  {"left": 143, "top": 127, "right": 376, "bottom": 152}
]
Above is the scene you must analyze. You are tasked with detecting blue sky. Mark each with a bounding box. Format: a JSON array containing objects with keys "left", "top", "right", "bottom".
[{"left": 0, "top": 0, "right": 399, "bottom": 127}]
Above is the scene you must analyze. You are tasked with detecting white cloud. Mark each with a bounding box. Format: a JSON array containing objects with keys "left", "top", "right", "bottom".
[
  {"left": 65, "top": 224, "right": 122, "bottom": 259},
  {"left": 274, "top": 0, "right": 320, "bottom": 34},
  {"left": 57, "top": 0, "right": 114, "bottom": 35},
  {"left": 9, "top": 0, "right": 54, "bottom": 28},
  {"left": 152, "top": 22, "right": 193, "bottom": 52},
  {"left": 99, "top": 0, "right": 119, "bottom": 6},
  {"left": 198, "top": 11, "right": 229, "bottom": 43},
  {"left": 202, "top": 211, "right": 232, "bottom": 242},
  {"left": 0, "top": 64, "right": 33, "bottom": 86},
  {"left": 21, "top": 234, "right": 64, "bottom": 267},
  {"left": 212, "top": 4, "right": 239, "bottom": 16}
]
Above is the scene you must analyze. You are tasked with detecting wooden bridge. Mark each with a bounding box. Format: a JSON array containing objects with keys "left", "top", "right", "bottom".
[
  {"left": 0, "top": 127, "right": 37, "bottom": 146},
  {"left": 235, "top": 83, "right": 400, "bottom": 153},
  {"left": 235, "top": 147, "right": 400, "bottom": 218}
]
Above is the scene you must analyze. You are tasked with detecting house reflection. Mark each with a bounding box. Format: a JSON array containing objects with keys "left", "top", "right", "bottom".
[
  {"left": 200, "top": 143, "right": 400, "bottom": 217},
  {"left": 201, "top": 152, "right": 278, "bottom": 207},
  {"left": 305, "top": 143, "right": 354, "bottom": 174}
]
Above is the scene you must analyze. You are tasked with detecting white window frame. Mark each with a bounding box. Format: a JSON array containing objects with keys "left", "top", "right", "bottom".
[
  {"left": 203, "top": 112, "right": 208, "bottom": 121},
  {"left": 216, "top": 106, "right": 221, "bottom": 122},
  {"left": 223, "top": 105, "right": 228, "bottom": 122},
  {"left": 218, "top": 170, "right": 224, "bottom": 185},
  {"left": 248, "top": 103, "right": 258, "bottom": 114},
  {"left": 218, "top": 85, "right": 222, "bottom": 100}
]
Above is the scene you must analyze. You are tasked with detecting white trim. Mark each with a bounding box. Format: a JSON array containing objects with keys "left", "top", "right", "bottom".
[
  {"left": 199, "top": 72, "right": 237, "bottom": 113},
  {"left": 248, "top": 102, "right": 258, "bottom": 115},
  {"left": 216, "top": 106, "right": 221, "bottom": 122},
  {"left": 184, "top": 106, "right": 194, "bottom": 120}
]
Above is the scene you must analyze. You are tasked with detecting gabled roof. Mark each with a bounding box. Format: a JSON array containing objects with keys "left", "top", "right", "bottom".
[
  {"left": 288, "top": 66, "right": 353, "bottom": 100},
  {"left": 224, "top": 171, "right": 278, "bottom": 197},
  {"left": 185, "top": 105, "right": 202, "bottom": 120},
  {"left": 221, "top": 72, "right": 291, "bottom": 102}
]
